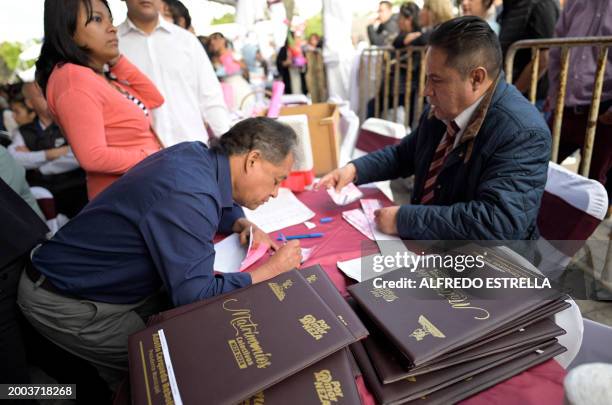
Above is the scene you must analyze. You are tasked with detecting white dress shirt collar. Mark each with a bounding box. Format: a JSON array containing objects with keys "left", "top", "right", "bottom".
[
  {"left": 117, "top": 14, "right": 231, "bottom": 145},
  {"left": 118, "top": 15, "right": 173, "bottom": 37}
]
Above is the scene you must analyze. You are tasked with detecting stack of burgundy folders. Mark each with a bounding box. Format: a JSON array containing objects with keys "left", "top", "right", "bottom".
[
  {"left": 347, "top": 248, "right": 570, "bottom": 405},
  {"left": 128, "top": 266, "right": 368, "bottom": 405}
]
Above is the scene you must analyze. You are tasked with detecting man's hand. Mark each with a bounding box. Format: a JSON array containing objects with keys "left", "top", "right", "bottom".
[
  {"left": 250, "top": 240, "right": 302, "bottom": 283},
  {"left": 45, "top": 146, "right": 69, "bottom": 161},
  {"left": 374, "top": 206, "right": 400, "bottom": 235},
  {"left": 599, "top": 108, "right": 612, "bottom": 125},
  {"left": 315, "top": 163, "right": 357, "bottom": 193},
  {"left": 233, "top": 218, "right": 279, "bottom": 251}
]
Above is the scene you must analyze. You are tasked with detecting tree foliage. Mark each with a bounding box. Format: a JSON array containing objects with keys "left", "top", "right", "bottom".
[
  {"left": 0, "top": 42, "right": 23, "bottom": 72},
  {"left": 305, "top": 13, "right": 322, "bottom": 38},
  {"left": 211, "top": 12, "right": 235, "bottom": 25}
]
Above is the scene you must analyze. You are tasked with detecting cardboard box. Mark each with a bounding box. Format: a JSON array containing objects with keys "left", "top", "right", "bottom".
[{"left": 278, "top": 103, "right": 340, "bottom": 176}]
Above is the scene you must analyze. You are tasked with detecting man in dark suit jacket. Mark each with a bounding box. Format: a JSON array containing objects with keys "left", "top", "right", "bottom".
[
  {"left": 319, "top": 16, "right": 551, "bottom": 240},
  {"left": 499, "top": 0, "right": 560, "bottom": 105},
  {"left": 367, "top": 1, "right": 399, "bottom": 46}
]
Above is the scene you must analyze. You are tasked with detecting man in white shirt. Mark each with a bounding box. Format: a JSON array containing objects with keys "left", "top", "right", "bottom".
[{"left": 118, "top": 0, "right": 231, "bottom": 146}]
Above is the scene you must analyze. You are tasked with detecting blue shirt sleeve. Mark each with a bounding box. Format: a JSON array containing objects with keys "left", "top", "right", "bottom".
[
  {"left": 139, "top": 191, "right": 251, "bottom": 307},
  {"left": 218, "top": 202, "right": 245, "bottom": 234}
]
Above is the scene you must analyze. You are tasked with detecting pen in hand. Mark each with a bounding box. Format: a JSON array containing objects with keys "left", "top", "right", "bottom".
[
  {"left": 276, "top": 233, "right": 324, "bottom": 241},
  {"left": 278, "top": 232, "right": 288, "bottom": 245}
]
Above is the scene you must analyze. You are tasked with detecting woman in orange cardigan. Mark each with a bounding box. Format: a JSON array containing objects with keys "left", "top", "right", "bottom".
[{"left": 36, "top": 0, "right": 163, "bottom": 199}]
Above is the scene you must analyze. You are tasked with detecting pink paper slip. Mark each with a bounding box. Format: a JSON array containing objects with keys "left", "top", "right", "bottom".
[
  {"left": 359, "top": 199, "right": 402, "bottom": 242},
  {"left": 327, "top": 183, "right": 364, "bottom": 206},
  {"left": 239, "top": 243, "right": 269, "bottom": 271},
  {"left": 238, "top": 226, "right": 270, "bottom": 271},
  {"left": 360, "top": 199, "right": 383, "bottom": 224},
  {"left": 342, "top": 209, "right": 375, "bottom": 240}
]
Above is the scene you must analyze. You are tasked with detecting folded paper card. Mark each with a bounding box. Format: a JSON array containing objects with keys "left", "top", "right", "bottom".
[
  {"left": 327, "top": 183, "right": 364, "bottom": 206},
  {"left": 342, "top": 208, "right": 375, "bottom": 240}
]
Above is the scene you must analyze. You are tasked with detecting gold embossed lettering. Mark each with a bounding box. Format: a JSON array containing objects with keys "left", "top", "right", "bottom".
[
  {"left": 410, "top": 315, "right": 446, "bottom": 342},
  {"left": 223, "top": 299, "right": 272, "bottom": 369},
  {"left": 300, "top": 315, "right": 331, "bottom": 340},
  {"left": 313, "top": 369, "right": 344, "bottom": 404},
  {"left": 370, "top": 287, "right": 398, "bottom": 302}
]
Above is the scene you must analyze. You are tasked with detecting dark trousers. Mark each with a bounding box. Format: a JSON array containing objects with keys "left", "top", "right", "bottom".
[
  {"left": 1, "top": 256, "right": 112, "bottom": 404},
  {"left": 0, "top": 257, "right": 30, "bottom": 384},
  {"left": 20, "top": 316, "right": 113, "bottom": 405},
  {"left": 550, "top": 100, "right": 612, "bottom": 204},
  {"left": 0, "top": 257, "right": 36, "bottom": 404},
  {"left": 26, "top": 168, "right": 88, "bottom": 218}
]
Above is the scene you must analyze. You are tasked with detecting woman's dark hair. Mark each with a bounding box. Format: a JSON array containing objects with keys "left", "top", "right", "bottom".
[
  {"left": 400, "top": 2, "right": 421, "bottom": 32},
  {"left": 197, "top": 35, "right": 215, "bottom": 59},
  {"left": 210, "top": 117, "right": 297, "bottom": 164},
  {"left": 162, "top": 0, "right": 192, "bottom": 30},
  {"left": 36, "top": 0, "right": 112, "bottom": 94},
  {"left": 209, "top": 32, "right": 227, "bottom": 46}
]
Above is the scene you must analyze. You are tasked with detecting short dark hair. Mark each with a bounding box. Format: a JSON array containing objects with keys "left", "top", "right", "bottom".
[
  {"left": 428, "top": 16, "right": 502, "bottom": 78},
  {"left": 210, "top": 117, "right": 297, "bottom": 164},
  {"left": 162, "top": 0, "right": 192, "bottom": 30},
  {"left": 400, "top": 2, "right": 421, "bottom": 32},
  {"left": 36, "top": 0, "right": 112, "bottom": 94},
  {"left": 9, "top": 92, "right": 31, "bottom": 112},
  {"left": 379, "top": 1, "right": 393, "bottom": 9}
]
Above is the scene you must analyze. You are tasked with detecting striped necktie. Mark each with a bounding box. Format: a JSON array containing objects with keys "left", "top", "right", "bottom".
[{"left": 421, "top": 120, "right": 460, "bottom": 205}]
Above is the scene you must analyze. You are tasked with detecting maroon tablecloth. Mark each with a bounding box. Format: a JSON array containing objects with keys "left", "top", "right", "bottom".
[{"left": 276, "top": 188, "right": 566, "bottom": 405}]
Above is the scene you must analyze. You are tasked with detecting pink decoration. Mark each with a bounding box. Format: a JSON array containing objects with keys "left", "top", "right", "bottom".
[
  {"left": 220, "top": 82, "right": 234, "bottom": 109},
  {"left": 266, "top": 81, "right": 285, "bottom": 118}
]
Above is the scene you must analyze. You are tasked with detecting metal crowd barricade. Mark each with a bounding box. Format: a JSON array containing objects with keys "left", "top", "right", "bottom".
[
  {"left": 358, "top": 46, "right": 427, "bottom": 129},
  {"left": 507, "top": 36, "right": 612, "bottom": 293},
  {"left": 505, "top": 36, "right": 612, "bottom": 177}
]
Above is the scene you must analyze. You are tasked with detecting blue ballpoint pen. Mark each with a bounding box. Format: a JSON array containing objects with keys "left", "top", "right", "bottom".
[
  {"left": 276, "top": 233, "right": 324, "bottom": 241},
  {"left": 278, "top": 232, "right": 288, "bottom": 245}
]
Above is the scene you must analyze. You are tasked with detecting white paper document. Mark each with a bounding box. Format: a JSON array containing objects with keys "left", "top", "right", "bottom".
[
  {"left": 337, "top": 254, "right": 383, "bottom": 282},
  {"left": 213, "top": 233, "right": 246, "bottom": 273},
  {"left": 158, "top": 329, "right": 183, "bottom": 405},
  {"left": 214, "top": 233, "right": 314, "bottom": 274},
  {"left": 242, "top": 188, "right": 315, "bottom": 233}
]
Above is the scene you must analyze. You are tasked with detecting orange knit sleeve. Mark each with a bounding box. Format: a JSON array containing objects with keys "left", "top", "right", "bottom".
[
  {"left": 53, "top": 87, "right": 154, "bottom": 174},
  {"left": 110, "top": 55, "right": 164, "bottom": 109}
]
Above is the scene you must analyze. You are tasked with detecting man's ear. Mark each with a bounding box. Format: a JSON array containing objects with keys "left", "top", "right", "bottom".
[
  {"left": 245, "top": 150, "right": 261, "bottom": 172},
  {"left": 471, "top": 67, "right": 487, "bottom": 91}
]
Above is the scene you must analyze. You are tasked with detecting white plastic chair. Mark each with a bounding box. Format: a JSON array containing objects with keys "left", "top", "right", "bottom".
[
  {"left": 536, "top": 162, "right": 608, "bottom": 279},
  {"left": 353, "top": 118, "right": 408, "bottom": 159}
]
